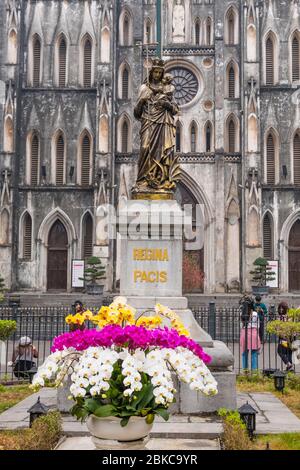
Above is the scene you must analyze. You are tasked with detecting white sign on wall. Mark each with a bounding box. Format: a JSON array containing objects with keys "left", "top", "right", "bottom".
[
  {"left": 72, "top": 260, "right": 85, "bottom": 288},
  {"left": 266, "top": 260, "right": 279, "bottom": 288}
]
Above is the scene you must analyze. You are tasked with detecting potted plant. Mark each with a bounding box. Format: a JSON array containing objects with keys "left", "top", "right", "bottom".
[
  {"left": 80, "top": 256, "right": 106, "bottom": 295},
  {"left": 250, "top": 257, "right": 276, "bottom": 295},
  {"left": 31, "top": 298, "right": 218, "bottom": 448}
]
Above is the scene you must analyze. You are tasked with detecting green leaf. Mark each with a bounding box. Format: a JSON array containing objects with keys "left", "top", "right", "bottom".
[
  {"left": 94, "top": 404, "right": 116, "bottom": 417},
  {"left": 155, "top": 408, "right": 170, "bottom": 421},
  {"left": 83, "top": 398, "right": 99, "bottom": 414},
  {"left": 120, "top": 417, "right": 130, "bottom": 427},
  {"left": 136, "top": 384, "right": 154, "bottom": 411}
]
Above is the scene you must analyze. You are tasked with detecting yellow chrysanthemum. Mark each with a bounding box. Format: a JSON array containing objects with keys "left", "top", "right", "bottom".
[
  {"left": 65, "top": 314, "right": 74, "bottom": 325},
  {"left": 82, "top": 310, "right": 93, "bottom": 320},
  {"left": 73, "top": 313, "right": 85, "bottom": 325}
]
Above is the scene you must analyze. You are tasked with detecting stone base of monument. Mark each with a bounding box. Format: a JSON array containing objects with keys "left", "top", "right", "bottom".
[
  {"left": 126, "top": 297, "right": 237, "bottom": 414},
  {"left": 57, "top": 376, "right": 73, "bottom": 413}
]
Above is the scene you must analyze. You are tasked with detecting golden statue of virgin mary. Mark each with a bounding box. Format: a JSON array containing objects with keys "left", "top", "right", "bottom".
[{"left": 132, "top": 59, "right": 181, "bottom": 200}]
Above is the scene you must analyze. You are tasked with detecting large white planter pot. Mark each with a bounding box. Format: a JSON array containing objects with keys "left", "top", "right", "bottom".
[{"left": 86, "top": 415, "right": 153, "bottom": 449}]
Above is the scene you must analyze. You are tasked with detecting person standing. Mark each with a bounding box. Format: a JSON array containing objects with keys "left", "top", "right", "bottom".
[
  {"left": 240, "top": 300, "right": 261, "bottom": 371},
  {"left": 254, "top": 295, "right": 268, "bottom": 342},
  {"left": 12, "top": 337, "right": 38, "bottom": 379},
  {"left": 277, "top": 302, "right": 293, "bottom": 371}
]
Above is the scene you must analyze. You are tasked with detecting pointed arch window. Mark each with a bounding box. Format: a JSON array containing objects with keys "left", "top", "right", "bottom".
[
  {"left": 122, "top": 67, "right": 129, "bottom": 99},
  {"left": 228, "top": 119, "right": 236, "bottom": 153},
  {"left": 263, "top": 213, "right": 273, "bottom": 260},
  {"left": 58, "top": 36, "right": 67, "bottom": 87},
  {"left": 0, "top": 209, "right": 9, "bottom": 245},
  {"left": 83, "top": 213, "right": 93, "bottom": 259},
  {"left": 205, "top": 122, "right": 212, "bottom": 152},
  {"left": 266, "top": 133, "right": 275, "bottom": 184},
  {"left": 32, "top": 34, "right": 41, "bottom": 87},
  {"left": 56, "top": 134, "right": 65, "bottom": 185},
  {"left": 227, "top": 9, "right": 235, "bottom": 45},
  {"left": 123, "top": 14, "right": 130, "bottom": 46},
  {"left": 83, "top": 37, "right": 92, "bottom": 87},
  {"left": 8, "top": 29, "right": 17, "bottom": 64},
  {"left": 101, "top": 28, "right": 110, "bottom": 63},
  {"left": 176, "top": 122, "right": 181, "bottom": 152},
  {"left": 81, "top": 134, "right": 91, "bottom": 186},
  {"left": 121, "top": 120, "right": 129, "bottom": 153},
  {"left": 206, "top": 18, "right": 212, "bottom": 46},
  {"left": 266, "top": 36, "right": 274, "bottom": 86},
  {"left": 294, "top": 133, "right": 300, "bottom": 185},
  {"left": 4, "top": 117, "right": 14, "bottom": 152},
  {"left": 190, "top": 122, "right": 197, "bottom": 153},
  {"left": 292, "top": 34, "right": 300, "bottom": 82},
  {"left": 195, "top": 19, "right": 201, "bottom": 45},
  {"left": 31, "top": 134, "right": 39, "bottom": 185},
  {"left": 23, "top": 213, "right": 32, "bottom": 260},
  {"left": 228, "top": 64, "right": 235, "bottom": 98},
  {"left": 145, "top": 18, "right": 152, "bottom": 43}
]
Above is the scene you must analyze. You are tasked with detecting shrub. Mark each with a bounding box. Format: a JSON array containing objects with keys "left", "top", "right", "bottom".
[
  {"left": 0, "top": 320, "right": 17, "bottom": 341},
  {"left": 218, "top": 409, "right": 252, "bottom": 450},
  {"left": 22, "top": 411, "right": 62, "bottom": 450},
  {"left": 0, "top": 411, "right": 62, "bottom": 450}
]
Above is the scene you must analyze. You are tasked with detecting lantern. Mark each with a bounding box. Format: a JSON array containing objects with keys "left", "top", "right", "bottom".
[
  {"left": 238, "top": 401, "right": 257, "bottom": 438},
  {"left": 27, "top": 396, "right": 48, "bottom": 427},
  {"left": 273, "top": 370, "right": 285, "bottom": 393}
]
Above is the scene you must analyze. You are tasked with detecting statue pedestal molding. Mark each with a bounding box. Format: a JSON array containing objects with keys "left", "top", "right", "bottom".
[{"left": 118, "top": 200, "right": 237, "bottom": 413}]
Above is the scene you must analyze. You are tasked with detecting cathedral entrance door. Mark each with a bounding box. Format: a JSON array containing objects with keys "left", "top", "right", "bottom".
[
  {"left": 47, "top": 220, "right": 68, "bottom": 291},
  {"left": 176, "top": 183, "right": 205, "bottom": 294},
  {"left": 288, "top": 220, "right": 300, "bottom": 292}
]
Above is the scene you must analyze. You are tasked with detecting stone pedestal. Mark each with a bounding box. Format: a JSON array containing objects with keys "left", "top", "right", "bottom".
[
  {"left": 118, "top": 200, "right": 237, "bottom": 413},
  {"left": 57, "top": 376, "right": 73, "bottom": 413}
]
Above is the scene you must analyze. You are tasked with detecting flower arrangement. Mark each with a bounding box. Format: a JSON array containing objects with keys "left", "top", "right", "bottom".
[{"left": 32, "top": 297, "right": 218, "bottom": 427}]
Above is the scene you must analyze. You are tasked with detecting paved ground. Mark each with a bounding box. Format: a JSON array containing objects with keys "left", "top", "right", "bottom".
[{"left": 1, "top": 388, "right": 300, "bottom": 439}]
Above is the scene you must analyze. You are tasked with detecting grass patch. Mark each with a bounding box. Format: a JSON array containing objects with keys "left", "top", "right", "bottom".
[
  {"left": 0, "top": 384, "right": 32, "bottom": 414},
  {"left": 237, "top": 373, "right": 300, "bottom": 419},
  {"left": 254, "top": 433, "right": 300, "bottom": 451},
  {"left": 0, "top": 411, "right": 62, "bottom": 450}
]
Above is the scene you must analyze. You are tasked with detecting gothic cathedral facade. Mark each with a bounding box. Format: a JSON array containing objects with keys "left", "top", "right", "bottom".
[{"left": 1, "top": 0, "right": 300, "bottom": 295}]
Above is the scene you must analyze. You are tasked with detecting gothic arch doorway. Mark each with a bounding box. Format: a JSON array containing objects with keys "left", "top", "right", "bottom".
[
  {"left": 289, "top": 220, "right": 300, "bottom": 292},
  {"left": 47, "top": 220, "right": 68, "bottom": 291},
  {"left": 175, "top": 182, "right": 204, "bottom": 293}
]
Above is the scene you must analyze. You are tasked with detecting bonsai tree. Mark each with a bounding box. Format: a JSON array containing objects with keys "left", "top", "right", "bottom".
[
  {"left": 80, "top": 256, "right": 106, "bottom": 287},
  {"left": 250, "top": 257, "right": 276, "bottom": 287}
]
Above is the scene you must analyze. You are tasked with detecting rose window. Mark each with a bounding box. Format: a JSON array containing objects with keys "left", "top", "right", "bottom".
[{"left": 167, "top": 67, "right": 199, "bottom": 105}]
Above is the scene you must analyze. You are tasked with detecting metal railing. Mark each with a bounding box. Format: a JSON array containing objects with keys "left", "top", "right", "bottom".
[{"left": 0, "top": 303, "right": 298, "bottom": 382}]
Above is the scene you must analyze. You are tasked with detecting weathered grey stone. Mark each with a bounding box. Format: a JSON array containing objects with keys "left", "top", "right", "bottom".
[
  {"left": 203, "top": 341, "right": 234, "bottom": 369},
  {"left": 57, "top": 376, "right": 73, "bottom": 413},
  {"left": 179, "top": 372, "right": 237, "bottom": 414}
]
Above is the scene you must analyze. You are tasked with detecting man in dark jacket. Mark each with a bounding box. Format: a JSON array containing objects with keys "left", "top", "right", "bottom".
[{"left": 254, "top": 295, "right": 268, "bottom": 342}]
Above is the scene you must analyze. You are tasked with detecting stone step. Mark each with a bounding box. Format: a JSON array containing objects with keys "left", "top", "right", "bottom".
[
  {"left": 56, "top": 436, "right": 221, "bottom": 450},
  {"left": 62, "top": 419, "right": 223, "bottom": 440},
  {"left": 6, "top": 292, "right": 114, "bottom": 308}
]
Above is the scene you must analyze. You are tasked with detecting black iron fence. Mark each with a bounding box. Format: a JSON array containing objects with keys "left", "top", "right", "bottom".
[{"left": 0, "top": 303, "right": 298, "bottom": 382}]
